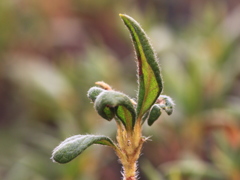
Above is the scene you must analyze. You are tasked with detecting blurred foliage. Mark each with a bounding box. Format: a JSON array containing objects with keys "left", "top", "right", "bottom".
[{"left": 0, "top": 0, "right": 240, "bottom": 180}]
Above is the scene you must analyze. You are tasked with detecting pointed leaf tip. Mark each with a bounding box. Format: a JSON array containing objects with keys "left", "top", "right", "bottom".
[{"left": 120, "top": 14, "right": 163, "bottom": 119}]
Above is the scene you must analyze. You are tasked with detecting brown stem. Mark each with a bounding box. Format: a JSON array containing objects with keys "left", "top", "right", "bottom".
[
  {"left": 122, "top": 161, "right": 137, "bottom": 180},
  {"left": 116, "top": 120, "right": 144, "bottom": 180}
]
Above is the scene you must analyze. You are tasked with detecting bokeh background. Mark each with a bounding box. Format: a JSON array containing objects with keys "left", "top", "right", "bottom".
[{"left": 1, "top": 0, "right": 240, "bottom": 180}]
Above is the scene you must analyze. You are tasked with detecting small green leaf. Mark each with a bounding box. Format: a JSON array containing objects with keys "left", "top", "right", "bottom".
[
  {"left": 94, "top": 91, "right": 136, "bottom": 130},
  {"left": 51, "top": 135, "right": 117, "bottom": 164},
  {"left": 147, "top": 104, "right": 162, "bottom": 126},
  {"left": 119, "top": 14, "right": 163, "bottom": 118},
  {"left": 87, "top": 86, "right": 105, "bottom": 102}
]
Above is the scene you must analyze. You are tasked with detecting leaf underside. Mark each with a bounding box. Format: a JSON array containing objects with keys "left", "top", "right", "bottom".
[
  {"left": 51, "top": 135, "right": 116, "bottom": 164},
  {"left": 120, "top": 14, "right": 163, "bottom": 119}
]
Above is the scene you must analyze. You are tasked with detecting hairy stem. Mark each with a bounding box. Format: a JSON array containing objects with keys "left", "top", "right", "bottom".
[
  {"left": 116, "top": 119, "right": 144, "bottom": 180},
  {"left": 122, "top": 162, "right": 137, "bottom": 180}
]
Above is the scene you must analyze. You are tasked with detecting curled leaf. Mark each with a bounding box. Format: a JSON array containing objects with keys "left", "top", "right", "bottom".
[
  {"left": 94, "top": 91, "right": 136, "bottom": 130},
  {"left": 157, "top": 95, "right": 174, "bottom": 115},
  {"left": 119, "top": 14, "right": 163, "bottom": 119},
  {"left": 51, "top": 135, "right": 117, "bottom": 164},
  {"left": 87, "top": 86, "right": 105, "bottom": 102},
  {"left": 147, "top": 104, "right": 162, "bottom": 126}
]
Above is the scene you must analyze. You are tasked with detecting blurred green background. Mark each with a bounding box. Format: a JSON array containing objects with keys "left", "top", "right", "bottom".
[{"left": 0, "top": 0, "right": 240, "bottom": 180}]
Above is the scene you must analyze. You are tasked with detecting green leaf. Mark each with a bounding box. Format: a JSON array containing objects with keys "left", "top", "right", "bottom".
[
  {"left": 87, "top": 86, "right": 105, "bottom": 102},
  {"left": 147, "top": 104, "right": 162, "bottom": 126},
  {"left": 51, "top": 135, "right": 117, "bottom": 164},
  {"left": 94, "top": 91, "right": 136, "bottom": 131},
  {"left": 119, "top": 14, "right": 163, "bottom": 118}
]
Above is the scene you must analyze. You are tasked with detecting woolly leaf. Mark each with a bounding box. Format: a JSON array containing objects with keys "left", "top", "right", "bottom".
[
  {"left": 119, "top": 14, "right": 163, "bottom": 119},
  {"left": 94, "top": 91, "right": 136, "bottom": 131},
  {"left": 87, "top": 86, "right": 105, "bottom": 102},
  {"left": 51, "top": 135, "right": 117, "bottom": 164},
  {"left": 147, "top": 104, "right": 162, "bottom": 126},
  {"left": 157, "top": 95, "right": 174, "bottom": 115}
]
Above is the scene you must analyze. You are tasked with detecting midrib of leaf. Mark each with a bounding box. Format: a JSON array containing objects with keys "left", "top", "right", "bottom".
[{"left": 141, "top": 61, "right": 159, "bottom": 117}]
